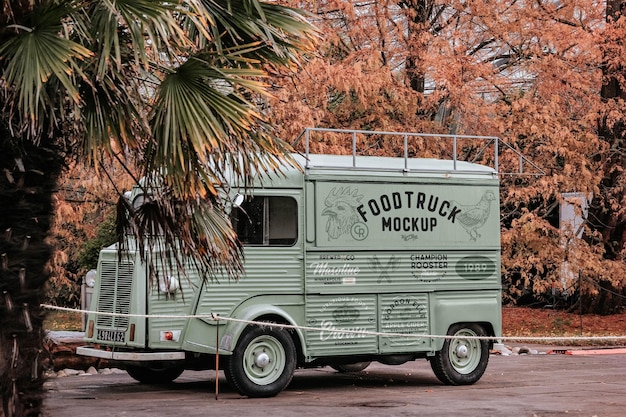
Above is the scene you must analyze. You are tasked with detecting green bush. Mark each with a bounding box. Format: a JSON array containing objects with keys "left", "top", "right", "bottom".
[{"left": 77, "top": 213, "right": 117, "bottom": 270}]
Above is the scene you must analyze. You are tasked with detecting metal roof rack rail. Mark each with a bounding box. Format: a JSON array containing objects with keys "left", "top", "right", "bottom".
[{"left": 292, "top": 127, "right": 544, "bottom": 176}]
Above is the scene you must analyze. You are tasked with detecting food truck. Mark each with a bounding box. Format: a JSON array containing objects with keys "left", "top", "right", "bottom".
[{"left": 78, "top": 129, "right": 505, "bottom": 397}]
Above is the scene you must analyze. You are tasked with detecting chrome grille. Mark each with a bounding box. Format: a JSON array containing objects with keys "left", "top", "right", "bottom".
[{"left": 96, "top": 260, "right": 134, "bottom": 329}]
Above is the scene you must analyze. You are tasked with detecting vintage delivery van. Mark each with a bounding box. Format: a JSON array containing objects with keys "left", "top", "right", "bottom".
[{"left": 78, "top": 129, "right": 504, "bottom": 398}]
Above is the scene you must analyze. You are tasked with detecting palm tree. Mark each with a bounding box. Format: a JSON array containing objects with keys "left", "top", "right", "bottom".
[{"left": 0, "top": 1, "right": 316, "bottom": 415}]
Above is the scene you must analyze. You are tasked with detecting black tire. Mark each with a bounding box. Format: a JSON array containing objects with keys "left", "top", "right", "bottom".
[
  {"left": 223, "top": 363, "right": 235, "bottom": 387},
  {"left": 331, "top": 362, "right": 371, "bottom": 373},
  {"left": 227, "top": 324, "right": 297, "bottom": 398},
  {"left": 125, "top": 364, "right": 184, "bottom": 384},
  {"left": 430, "top": 323, "right": 489, "bottom": 385}
]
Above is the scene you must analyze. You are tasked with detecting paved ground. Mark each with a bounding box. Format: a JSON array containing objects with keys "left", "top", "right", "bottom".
[{"left": 43, "top": 348, "right": 626, "bottom": 417}]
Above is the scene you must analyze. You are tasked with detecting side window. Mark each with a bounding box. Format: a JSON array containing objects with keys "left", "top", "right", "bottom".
[{"left": 231, "top": 196, "right": 298, "bottom": 246}]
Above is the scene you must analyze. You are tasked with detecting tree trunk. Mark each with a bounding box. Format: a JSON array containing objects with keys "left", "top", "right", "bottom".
[
  {"left": 402, "top": 0, "right": 432, "bottom": 94},
  {"left": 602, "top": 1, "right": 626, "bottom": 100},
  {"left": 593, "top": 0, "right": 626, "bottom": 260},
  {"left": 581, "top": 0, "right": 626, "bottom": 313},
  {"left": 0, "top": 131, "right": 63, "bottom": 417}
]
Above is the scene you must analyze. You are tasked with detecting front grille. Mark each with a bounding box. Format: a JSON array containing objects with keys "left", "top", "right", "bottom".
[{"left": 96, "top": 260, "right": 134, "bottom": 330}]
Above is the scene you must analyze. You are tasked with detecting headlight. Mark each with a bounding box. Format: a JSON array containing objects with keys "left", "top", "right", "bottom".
[{"left": 85, "top": 269, "right": 97, "bottom": 287}]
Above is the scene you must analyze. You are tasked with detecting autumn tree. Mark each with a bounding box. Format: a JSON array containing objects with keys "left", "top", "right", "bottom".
[
  {"left": 271, "top": 0, "right": 625, "bottom": 312},
  {"left": 46, "top": 161, "right": 135, "bottom": 307},
  {"left": 588, "top": 0, "right": 626, "bottom": 312}
]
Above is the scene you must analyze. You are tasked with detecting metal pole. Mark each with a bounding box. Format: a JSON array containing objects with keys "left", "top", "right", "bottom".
[
  {"left": 453, "top": 136, "right": 457, "bottom": 171},
  {"left": 404, "top": 135, "right": 408, "bottom": 171},
  {"left": 579, "top": 271, "right": 583, "bottom": 335},
  {"left": 305, "top": 129, "right": 310, "bottom": 169},
  {"left": 352, "top": 131, "right": 357, "bottom": 167},
  {"left": 495, "top": 138, "right": 499, "bottom": 173},
  {"left": 215, "top": 317, "right": 220, "bottom": 400}
]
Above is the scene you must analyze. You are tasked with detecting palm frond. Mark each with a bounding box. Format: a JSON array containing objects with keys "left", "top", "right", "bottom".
[
  {"left": 117, "top": 188, "right": 243, "bottom": 280},
  {"left": 84, "top": 0, "right": 188, "bottom": 76},
  {"left": 0, "top": 1, "right": 92, "bottom": 137},
  {"left": 148, "top": 52, "right": 294, "bottom": 200},
  {"left": 1, "top": 0, "right": 316, "bottom": 283},
  {"left": 185, "top": 0, "right": 318, "bottom": 67}
]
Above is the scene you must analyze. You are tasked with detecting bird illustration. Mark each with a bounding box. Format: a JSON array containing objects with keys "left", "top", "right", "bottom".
[
  {"left": 453, "top": 191, "right": 496, "bottom": 241},
  {"left": 322, "top": 187, "right": 363, "bottom": 240}
]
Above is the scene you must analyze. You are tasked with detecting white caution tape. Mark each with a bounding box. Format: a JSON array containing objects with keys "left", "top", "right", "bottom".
[{"left": 41, "top": 304, "right": 626, "bottom": 343}]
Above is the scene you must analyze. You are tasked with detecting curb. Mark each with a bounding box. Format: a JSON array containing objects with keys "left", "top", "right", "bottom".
[{"left": 548, "top": 347, "right": 626, "bottom": 355}]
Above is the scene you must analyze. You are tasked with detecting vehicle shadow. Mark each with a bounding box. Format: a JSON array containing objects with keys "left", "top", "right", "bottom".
[{"left": 142, "top": 365, "right": 442, "bottom": 396}]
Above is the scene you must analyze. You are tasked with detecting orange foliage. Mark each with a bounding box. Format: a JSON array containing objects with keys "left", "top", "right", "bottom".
[
  {"left": 46, "top": 159, "right": 134, "bottom": 306},
  {"left": 43, "top": 1, "right": 626, "bottom": 311},
  {"left": 271, "top": 1, "right": 626, "bottom": 311}
]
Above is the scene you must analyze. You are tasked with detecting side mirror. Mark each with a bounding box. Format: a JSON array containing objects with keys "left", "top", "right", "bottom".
[{"left": 233, "top": 193, "right": 245, "bottom": 208}]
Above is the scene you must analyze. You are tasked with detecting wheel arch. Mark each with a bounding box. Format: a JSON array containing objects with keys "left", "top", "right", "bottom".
[
  {"left": 221, "top": 304, "right": 306, "bottom": 362},
  {"left": 433, "top": 320, "right": 496, "bottom": 350},
  {"left": 450, "top": 320, "right": 494, "bottom": 345},
  {"left": 430, "top": 292, "right": 501, "bottom": 350}
]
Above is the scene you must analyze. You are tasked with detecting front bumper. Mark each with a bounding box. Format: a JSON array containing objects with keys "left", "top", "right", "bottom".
[{"left": 76, "top": 346, "right": 185, "bottom": 361}]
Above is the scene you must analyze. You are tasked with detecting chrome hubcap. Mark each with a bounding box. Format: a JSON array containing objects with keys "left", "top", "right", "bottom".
[
  {"left": 254, "top": 352, "right": 271, "bottom": 368},
  {"left": 455, "top": 344, "right": 468, "bottom": 358}
]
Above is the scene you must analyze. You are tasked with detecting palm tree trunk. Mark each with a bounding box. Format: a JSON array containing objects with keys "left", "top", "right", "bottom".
[{"left": 0, "top": 131, "right": 63, "bottom": 417}]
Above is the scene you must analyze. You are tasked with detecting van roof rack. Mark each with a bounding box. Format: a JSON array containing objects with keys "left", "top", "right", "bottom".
[{"left": 293, "top": 127, "right": 544, "bottom": 177}]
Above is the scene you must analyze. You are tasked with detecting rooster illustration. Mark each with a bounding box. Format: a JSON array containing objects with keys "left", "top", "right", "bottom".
[
  {"left": 453, "top": 191, "right": 496, "bottom": 241},
  {"left": 322, "top": 187, "right": 363, "bottom": 240}
]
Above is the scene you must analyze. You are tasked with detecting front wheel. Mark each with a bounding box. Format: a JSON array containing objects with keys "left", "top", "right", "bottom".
[
  {"left": 430, "top": 323, "right": 489, "bottom": 385},
  {"left": 226, "top": 324, "right": 296, "bottom": 398},
  {"left": 125, "top": 364, "right": 184, "bottom": 384}
]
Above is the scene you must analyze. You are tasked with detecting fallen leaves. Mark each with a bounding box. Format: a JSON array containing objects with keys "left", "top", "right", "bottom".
[{"left": 503, "top": 306, "right": 626, "bottom": 345}]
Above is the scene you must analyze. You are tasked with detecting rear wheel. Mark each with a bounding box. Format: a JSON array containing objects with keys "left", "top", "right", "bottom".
[
  {"left": 226, "top": 324, "right": 296, "bottom": 398},
  {"left": 125, "top": 364, "right": 184, "bottom": 384},
  {"left": 430, "top": 323, "right": 489, "bottom": 385}
]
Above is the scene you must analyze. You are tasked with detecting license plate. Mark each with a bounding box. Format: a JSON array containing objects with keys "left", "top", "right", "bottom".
[{"left": 97, "top": 329, "right": 125, "bottom": 342}]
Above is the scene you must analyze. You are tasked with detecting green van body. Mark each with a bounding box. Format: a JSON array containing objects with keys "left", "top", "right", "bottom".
[{"left": 78, "top": 133, "right": 502, "bottom": 396}]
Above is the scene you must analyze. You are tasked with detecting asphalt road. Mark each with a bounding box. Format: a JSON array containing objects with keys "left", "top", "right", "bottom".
[{"left": 43, "top": 349, "right": 626, "bottom": 417}]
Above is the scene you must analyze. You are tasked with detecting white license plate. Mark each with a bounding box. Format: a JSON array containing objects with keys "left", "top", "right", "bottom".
[{"left": 97, "top": 329, "right": 125, "bottom": 342}]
